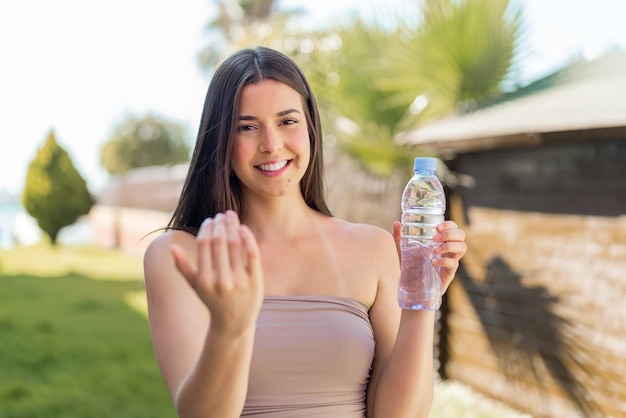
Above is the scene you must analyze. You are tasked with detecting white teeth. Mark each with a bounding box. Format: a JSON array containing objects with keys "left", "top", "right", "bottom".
[{"left": 257, "top": 160, "right": 288, "bottom": 172}]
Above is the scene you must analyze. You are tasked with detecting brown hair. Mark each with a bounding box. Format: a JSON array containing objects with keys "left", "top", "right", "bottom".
[{"left": 168, "top": 46, "right": 331, "bottom": 234}]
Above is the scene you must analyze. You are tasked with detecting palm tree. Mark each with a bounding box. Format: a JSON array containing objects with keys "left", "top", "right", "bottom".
[
  {"left": 388, "top": 0, "right": 524, "bottom": 131},
  {"left": 308, "top": 0, "right": 524, "bottom": 179}
]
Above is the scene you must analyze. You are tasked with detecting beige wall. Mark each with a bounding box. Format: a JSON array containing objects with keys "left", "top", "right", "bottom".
[{"left": 89, "top": 205, "right": 171, "bottom": 258}]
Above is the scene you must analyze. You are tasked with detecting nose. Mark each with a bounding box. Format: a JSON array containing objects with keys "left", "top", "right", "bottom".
[{"left": 258, "top": 126, "right": 283, "bottom": 153}]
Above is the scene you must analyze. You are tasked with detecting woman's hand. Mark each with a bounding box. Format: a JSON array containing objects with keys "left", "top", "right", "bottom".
[
  {"left": 393, "top": 220, "right": 467, "bottom": 294},
  {"left": 170, "top": 210, "right": 264, "bottom": 336}
]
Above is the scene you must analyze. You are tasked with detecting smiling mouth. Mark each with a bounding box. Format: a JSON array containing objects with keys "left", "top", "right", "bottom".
[{"left": 256, "top": 160, "right": 290, "bottom": 172}]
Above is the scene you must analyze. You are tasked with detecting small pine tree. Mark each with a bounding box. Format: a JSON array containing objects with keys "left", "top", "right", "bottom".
[{"left": 22, "top": 130, "right": 94, "bottom": 245}]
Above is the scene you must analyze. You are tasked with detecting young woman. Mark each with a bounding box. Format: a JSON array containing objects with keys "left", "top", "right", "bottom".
[{"left": 143, "top": 46, "right": 467, "bottom": 418}]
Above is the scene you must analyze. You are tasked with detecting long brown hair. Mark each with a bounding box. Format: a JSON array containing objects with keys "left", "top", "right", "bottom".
[{"left": 168, "top": 47, "right": 331, "bottom": 234}]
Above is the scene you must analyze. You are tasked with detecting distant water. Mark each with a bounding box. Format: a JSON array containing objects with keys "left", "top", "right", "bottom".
[
  {"left": 0, "top": 202, "right": 31, "bottom": 248},
  {"left": 0, "top": 201, "right": 93, "bottom": 249}
]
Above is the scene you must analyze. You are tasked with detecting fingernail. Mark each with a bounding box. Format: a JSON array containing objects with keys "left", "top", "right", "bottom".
[{"left": 433, "top": 233, "right": 442, "bottom": 241}]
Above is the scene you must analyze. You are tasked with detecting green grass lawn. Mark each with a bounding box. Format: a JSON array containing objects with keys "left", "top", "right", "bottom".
[{"left": 0, "top": 244, "right": 176, "bottom": 418}]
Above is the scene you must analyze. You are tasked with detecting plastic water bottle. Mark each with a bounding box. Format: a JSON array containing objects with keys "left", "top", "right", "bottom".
[{"left": 398, "top": 157, "right": 446, "bottom": 310}]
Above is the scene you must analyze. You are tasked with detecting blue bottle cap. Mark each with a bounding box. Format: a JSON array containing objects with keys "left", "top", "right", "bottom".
[{"left": 413, "top": 157, "right": 437, "bottom": 172}]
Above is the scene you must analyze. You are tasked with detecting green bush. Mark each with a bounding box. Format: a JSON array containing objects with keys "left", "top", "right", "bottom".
[{"left": 22, "top": 131, "right": 94, "bottom": 245}]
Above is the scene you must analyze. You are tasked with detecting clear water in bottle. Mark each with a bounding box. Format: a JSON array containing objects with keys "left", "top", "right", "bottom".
[{"left": 398, "top": 158, "right": 446, "bottom": 310}]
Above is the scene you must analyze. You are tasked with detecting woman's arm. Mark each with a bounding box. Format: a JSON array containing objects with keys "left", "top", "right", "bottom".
[
  {"left": 144, "top": 211, "right": 264, "bottom": 418},
  {"left": 366, "top": 221, "right": 466, "bottom": 418}
]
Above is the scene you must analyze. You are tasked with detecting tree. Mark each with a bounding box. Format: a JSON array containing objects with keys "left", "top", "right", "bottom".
[
  {"left": 22, "top": 130, "right": 94, "bottom": 245},
  {"left": 301, "top": 0, "right": 523, "bottom": 178},
  {"left": 381, "top": 0, "right": 523, "bottom": 130},
  {"left": 301, "top": 21, "right": 418, "bottom": 178},
  {"left": 100, "top": 114, "right": 190, "bottom": 175}
]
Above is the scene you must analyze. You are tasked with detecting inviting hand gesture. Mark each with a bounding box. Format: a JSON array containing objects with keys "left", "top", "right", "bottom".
[{"left": 170, "top": 210, "right": 264, "bottom": 336}]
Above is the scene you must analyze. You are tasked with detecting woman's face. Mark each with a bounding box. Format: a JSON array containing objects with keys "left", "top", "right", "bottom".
[{"left": 231, "top": 79, "right": 310, "bottom": 201}]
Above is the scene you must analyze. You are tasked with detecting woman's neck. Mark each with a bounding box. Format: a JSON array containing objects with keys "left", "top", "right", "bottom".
[{"left": 240, "top": 194, "right": 321, "bottom": 243}]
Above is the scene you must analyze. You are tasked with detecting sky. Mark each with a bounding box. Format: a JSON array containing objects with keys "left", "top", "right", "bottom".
[{"left": 1, "top": 0, "right": 625, "bottom": 197}]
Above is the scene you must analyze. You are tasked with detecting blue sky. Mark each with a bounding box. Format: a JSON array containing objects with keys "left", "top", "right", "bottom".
[{"left": 1, "top": 0, "right": 625, "bottom": 196}]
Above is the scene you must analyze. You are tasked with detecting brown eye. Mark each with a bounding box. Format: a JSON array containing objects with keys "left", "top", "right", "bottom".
[{"left": 238, "top": 124, "right": 255, "bottom": 132}]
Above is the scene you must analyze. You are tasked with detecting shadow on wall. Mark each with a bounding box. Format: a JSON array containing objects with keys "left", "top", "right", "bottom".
[{"left": 458, "top": 256, "right": 596, "bottom": 417}]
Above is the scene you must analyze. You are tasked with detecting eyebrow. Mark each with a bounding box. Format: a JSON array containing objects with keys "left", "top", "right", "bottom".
[{"left": 238, "top": 108, "right": 301, "bottom": 120}]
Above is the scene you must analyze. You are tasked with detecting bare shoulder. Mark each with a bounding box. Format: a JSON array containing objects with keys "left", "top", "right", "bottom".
[
  {"left": 143, "top": 229, "right": 199, "bottom": 301},
  {"left": 324, "top": 217, "right": 400, "bottom": 294},
  {"left": 144, "top": 230, "right": 195, "bottom": 270},
  {"left": 145, "top": 229, "right": 196, "bottom": 255},
  {"left": 329, "top": 217, "right": 397, "bottom": 262}
]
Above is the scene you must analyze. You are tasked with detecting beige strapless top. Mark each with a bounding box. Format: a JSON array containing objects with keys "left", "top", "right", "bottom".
[{"left": 242, "top": 296, "right": 375, "bottom": 417}]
